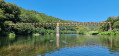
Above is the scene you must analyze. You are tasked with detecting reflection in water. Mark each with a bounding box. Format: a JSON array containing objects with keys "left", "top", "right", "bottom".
[
  {"left": 0, "top": 35, "right": 119, "bottom": 56},
  {"left": 56, "top": 35, "right": 60, "bottom": 49}
]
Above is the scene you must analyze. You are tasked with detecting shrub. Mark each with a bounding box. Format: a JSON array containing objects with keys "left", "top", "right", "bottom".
[{"left": 9, "top": 33, "right": 15, "bottom": 39}]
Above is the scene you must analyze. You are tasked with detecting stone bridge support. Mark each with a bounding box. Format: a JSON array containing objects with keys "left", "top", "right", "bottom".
[
  {"left": 108, "top": 22, "right": 112, "bottom": 31},
  {"left": 56, "top": 23, "right": 60, "bottom": 36}
]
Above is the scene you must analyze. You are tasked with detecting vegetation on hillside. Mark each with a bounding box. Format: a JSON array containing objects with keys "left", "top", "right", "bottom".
[
  {"left": 75, "top": 16, "right": 119, "bottom": 35},
  {"left": 95, "top": 17, "right": 119, "bottom": 35},
  {"left": 76, "top": 25, "right": 90, "bottom": 35},
  {"left": 0, "top": 0, "right": 119, "bottom": 36},
  {"left": 0, "top": 0, "right": 76, "bottom": 36}
]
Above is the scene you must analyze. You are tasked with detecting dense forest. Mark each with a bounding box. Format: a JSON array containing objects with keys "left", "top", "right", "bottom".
[
  {"left": 0, "top": 0, "right": 119, "bottom": 36},
  {"left": 0, "top": 0, "right": 76, "bottom": 36},
  {"left": 98, "top": 17, "right": 119, "bottom": 35}
]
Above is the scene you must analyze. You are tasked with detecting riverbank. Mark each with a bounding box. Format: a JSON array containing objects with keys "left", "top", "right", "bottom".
[
  {"left": 88, "top": 30, "right": 119, "bottom": 35},
  {"left": 98, "top": 31, "right": 119, "bottom": 35}
]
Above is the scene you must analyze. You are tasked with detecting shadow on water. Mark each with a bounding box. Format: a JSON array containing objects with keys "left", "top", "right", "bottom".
[{"left": 0, "top": 34, "right": 119, "bottom": 56}]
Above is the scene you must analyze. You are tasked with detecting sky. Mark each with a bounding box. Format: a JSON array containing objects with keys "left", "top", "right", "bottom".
[{"left": 4, "top": 0, "right": 119, "bottom": 22}]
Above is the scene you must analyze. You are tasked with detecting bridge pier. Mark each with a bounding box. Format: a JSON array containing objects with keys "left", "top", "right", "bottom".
[
  {"left": 56, "top": 23, "right": 60, "bottom": 36},
  {"left": 108, "top": 22, "right": 112, "bottom": 31}
]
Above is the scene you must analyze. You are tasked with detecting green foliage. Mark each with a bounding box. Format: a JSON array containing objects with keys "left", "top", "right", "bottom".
[
  {"left": 0, "top": 9, "right": 6, "bottom": 19},
  {"left": 60, "top": 30, "right": 76, "bottom": 34},
  {"left": 19, "top": 8, "right": 66, "bottom": 23},
  {"left": 0, "top": 0, "right": 21, "bottom": 35},
  {"left": 19, "top": 9, "right": 43, "bottom": 23},
  {"left": 0, "top": 2, "right": 21, "bottom": 22},
  {"left": 88, "top": 31, "right": 99, "bottom": 35},
  {"left": 9, "top": 33, "right": 15, "bottom": 39},
  {"left": 106, "top": 17, "right": 116, "bottom": 23},
  {"left": 33, "top": 33, "right": 40, "bottom": 36},
  {"left": 99, "top": 25, "right": 108, "bottom": 32},
  {"left": 99, "top": 16, "right": 119, "bottom": 34},
  {"left": 99, "top": 30, "right": 119, "bottom": 35},
  {"left": 113, "top": 21, "right": 119, "bottom": 29},
  {"left": 0, "top": 0, "right": 74, "bottom": 35},
  {"left": 106, "top": 16, "right": 119, "bottom": 29},
  {"left": 76, "top": 25, "right": 90, "bottom": 34},
  {"left": 99, "top": 32, "right": 114, "bottom": 35}
]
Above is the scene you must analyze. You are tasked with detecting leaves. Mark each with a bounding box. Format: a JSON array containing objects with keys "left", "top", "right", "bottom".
[
  {"left": 0, "top": 9, "right": 6, "bottom": 20},
  {"left": 113, "top": 21, "right": 119, "bottom": 29},
  {"left": 76, "top": 25, "right": 89, "bottom": 34},
  {"left": 0, "top": 0, "right": 74, "bottom": 35}
]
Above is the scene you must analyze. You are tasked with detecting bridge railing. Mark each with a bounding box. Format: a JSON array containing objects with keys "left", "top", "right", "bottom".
[{"left": 9, "top": 22, "right": 111, "bottom": 27}]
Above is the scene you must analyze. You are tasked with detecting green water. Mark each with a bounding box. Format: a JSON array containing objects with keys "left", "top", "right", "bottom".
[{"left": 0, "top": 34, "right": 119, "bottom": 56}]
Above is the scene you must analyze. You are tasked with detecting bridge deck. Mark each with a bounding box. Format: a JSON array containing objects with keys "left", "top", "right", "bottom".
[{"left": 9, "top": 22, "right": 111, "bottom": 27}]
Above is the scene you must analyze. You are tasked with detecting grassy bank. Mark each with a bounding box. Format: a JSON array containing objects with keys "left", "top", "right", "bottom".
[
  {"left": 87, "top": 30, "right": 119, "bottom": 35},
  {"left": 98, "top": 31, "right": 119, "bottom": 35}
]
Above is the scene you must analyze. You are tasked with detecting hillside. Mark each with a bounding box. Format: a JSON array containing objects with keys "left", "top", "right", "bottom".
[
  {"left": 0, "top": 0, "right": 75, "bottom": 35},
  {"left": 19, "top": 8, "right": 69, "bottom": 23}
]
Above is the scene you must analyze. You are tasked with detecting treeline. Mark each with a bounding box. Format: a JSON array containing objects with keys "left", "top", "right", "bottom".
[
  {"left": 75, "top": 16, "right": 119, "bottom": 35},
  {"left": 97, "top": 17, "right": 119, "bottom": 35},
  {"left": 0, "top": 0, "right": 76, "bottom": 36},
  {"left": 106, "top": 17, "right": 119, "bottom": 29},
  {"left": 1, "top": 0, "right": 119, "bottom": 36},
  {"left": 98, "top": 16, "right": 119, "bottom": 32}
]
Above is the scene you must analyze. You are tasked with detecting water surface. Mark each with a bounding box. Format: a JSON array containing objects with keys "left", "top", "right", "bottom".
[{"left": 0, "top": 34, "right": 119, "bottom": 56}]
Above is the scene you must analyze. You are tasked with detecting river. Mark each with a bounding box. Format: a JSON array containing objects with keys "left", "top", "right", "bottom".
[{"left": 0, "top": 34, "right": 119, "bottom": 56}]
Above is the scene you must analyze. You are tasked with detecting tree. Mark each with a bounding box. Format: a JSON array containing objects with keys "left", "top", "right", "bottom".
[
  {"left": 113, "top": 21, "right": 119, "bottom": 29},
  {"left": 0, "top": 0, "right": 72, "bottom": 35},
  {"left": 0, "top": 0, "right": 21, "bottom": 35},
  {"left": 76, "top": 25, "right": 90, "bottom": 34},
  {"left": 106, "top": 17, "right": 116, "bottom": 23}
]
